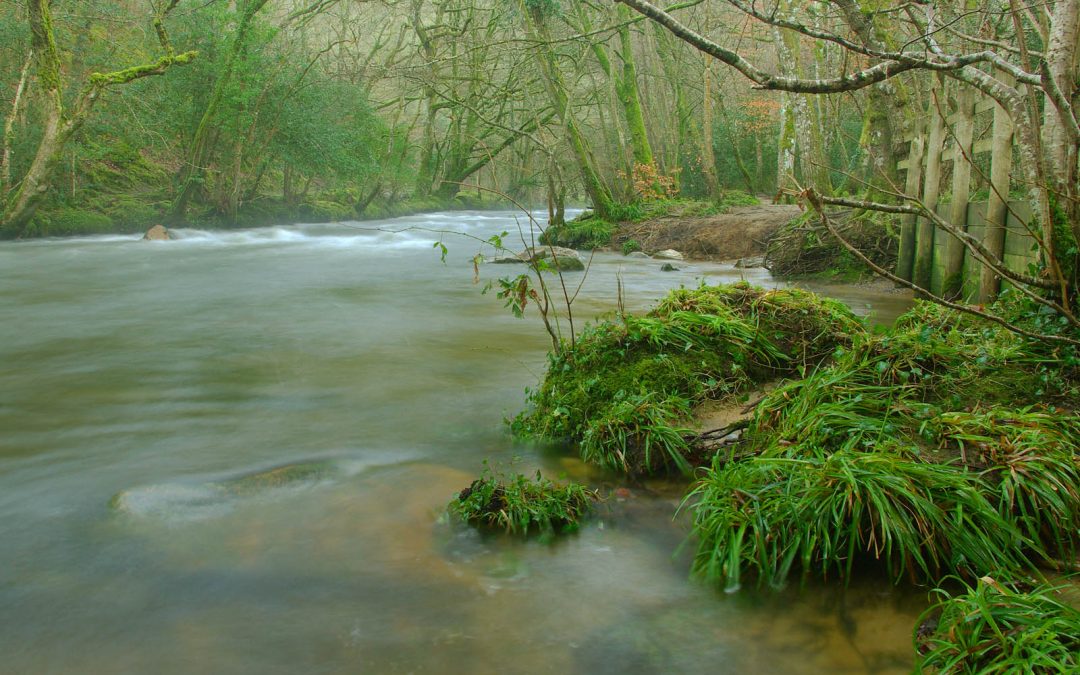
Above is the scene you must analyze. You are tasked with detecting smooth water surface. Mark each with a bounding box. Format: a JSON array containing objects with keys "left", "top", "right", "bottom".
[{"left": 0, "top": 211, "right": 920, "bottom": 674}]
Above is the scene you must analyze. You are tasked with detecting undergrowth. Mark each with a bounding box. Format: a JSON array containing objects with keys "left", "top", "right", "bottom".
[
  {"left": 765, "top": 208, "right": 897, "bottom": 279},
  {"left": 915, "top": 576, "right": 1080, "bottom": 674},
  {"left": 512, "top": 282, "right": 862, "bottom": 474},
  {"left": 688, "top": 300, "right": 1080, "bottom": 590},
  {"left": 448, "top": 467, "right": 598, "bottom": 536}
]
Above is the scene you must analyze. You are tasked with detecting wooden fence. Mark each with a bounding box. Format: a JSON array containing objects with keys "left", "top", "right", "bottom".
[{"left": 895, "top": 75, "right": 1038, "bottom": 302}]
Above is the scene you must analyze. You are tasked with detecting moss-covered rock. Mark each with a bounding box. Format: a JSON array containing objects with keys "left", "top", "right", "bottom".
[{"left": 513, "top": 282, "right": 864, "bottom": 475}]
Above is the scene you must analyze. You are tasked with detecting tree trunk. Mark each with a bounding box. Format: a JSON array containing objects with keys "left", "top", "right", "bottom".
[
  {"left": 1, "top": 48, "right": 33, "bottom": 200},
  {"left": 171, "top": 0, "right": 269, "bottom": 223},
  {"left": 2, "top": 1, "right": 194, "bottom": 236},
  {"left": 523, "top": 3, "right": 615, "bottom": 219}
]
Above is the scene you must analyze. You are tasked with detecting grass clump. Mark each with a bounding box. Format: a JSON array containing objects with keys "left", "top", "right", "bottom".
[
  {"left": 513, "top": 282, "right": 863, "bottom": 475},
  {"left": 448, "top": 468, "right": 598, "bottom": 536},
  {"left": 915, "top": 576, "right": 1080, "bottom": 674},
  {"left": 689, "top": 451, "right": 1030, "bottom": 591},
  {"left": 685, "top": 299, "right": 1080, "bottom": 590}
]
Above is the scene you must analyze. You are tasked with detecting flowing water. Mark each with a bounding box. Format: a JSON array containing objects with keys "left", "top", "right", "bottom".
[{"left": 0, "top": 211, "right": 922, "bottom": 674}]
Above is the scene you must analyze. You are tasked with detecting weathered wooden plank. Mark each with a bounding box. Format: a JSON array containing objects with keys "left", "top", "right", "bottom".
[
  {"left": 978, "top": 73, "right": 1015, "bottom": 302},
  {"left": 897, "top": 132, "right": 925, "bottom": 281},
  {"left": 943, "top": 88, "right": 975, "bottom": 299},
  {"left": 1004, "top": 231, "right": 1037, "bottom": 257},
  {"left": 914, "top": 79, "right": 947, "bottom": 293}
]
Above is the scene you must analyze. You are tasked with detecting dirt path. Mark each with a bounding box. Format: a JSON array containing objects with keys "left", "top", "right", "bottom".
[{"left": 613, "top": 203, "right": 804, "bottom": 261}]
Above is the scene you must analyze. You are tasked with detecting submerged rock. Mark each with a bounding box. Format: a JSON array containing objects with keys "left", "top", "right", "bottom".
[
  {"left": 109, "top": 459, "right": 341, "bottom": 520},
  {"left": 520, "top": 246, "right": 585, "bottom": 271},
  {"left": 142, "top": 224, "right": 173, "bottom": 241},
  {"left": 487, "top": 255, "right": 527, "bottom": 264},
  {"left": 625, "top": 251, "right": 651, "bottom": 259},
  {"left": 734, "top": 256, "right": 765, "bottom": 269},
  {"left": 660, "top": 263, "right": 679, "bottom": 272},
  {"left": 486, "top": 246, "right": 585, "bottom": 270},
  {"left": 652, "top": 249, "right": 684, "bottom": 261}
]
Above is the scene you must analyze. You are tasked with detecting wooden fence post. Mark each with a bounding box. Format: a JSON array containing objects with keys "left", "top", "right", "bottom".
[
  {"left": 942, "top": 86, "right": 975, "bottom": 300},
  {"left": 978, "top": 76, "right": 1015, "bottom": 303},
  {"left": 896, "top": 126, "right": 924, "bottom": 281},
  {"left": 914, "top": 76, "right": 947, "bottom": 292}
]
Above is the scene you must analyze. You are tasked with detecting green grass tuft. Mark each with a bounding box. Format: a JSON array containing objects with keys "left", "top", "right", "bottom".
[
  {"left": 915, "top": 576, "right": 1080, "bottom": 674},
  {"left": 448, "top": 468, "right": 598, "bottom": 536}
]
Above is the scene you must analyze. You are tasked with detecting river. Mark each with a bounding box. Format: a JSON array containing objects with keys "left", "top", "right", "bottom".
[{"left": 0, "top": 211, "right": 922, "bottom": 674}]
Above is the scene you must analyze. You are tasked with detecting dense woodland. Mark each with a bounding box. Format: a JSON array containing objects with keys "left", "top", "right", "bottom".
[
  {"left": 4, "top": 1, "right": 1080, "bottom": 310},
  {"left": 0, "top": 0, "right": 871, "bottom": 235}
]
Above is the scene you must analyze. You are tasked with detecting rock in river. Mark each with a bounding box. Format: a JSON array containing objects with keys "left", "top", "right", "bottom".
[
  {"left": 734, "top": 256, "right": 765, "bottom": 269},
  {"left": 488, "top": 246, "right": 585, "bottom": 271},
  {"left": 143, "top": 224, "right": 173, "bottom": 241},
  {"left": 652, "top": 249, "right": 684, "bottom": 261}
]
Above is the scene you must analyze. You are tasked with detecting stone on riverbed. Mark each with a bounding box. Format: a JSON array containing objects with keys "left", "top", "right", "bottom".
[
  {"left": 526, "top": 246, "right": 585, "bottom": 271},
  {"left": 734, "top": 256, "right": 765, "bottom": 269},
  {"left": 487, "top": 246, "right": 585, "bottom": 271},
  {"left": 142, "top": 224, "right": 173, "bottom": 241},
  {"left": 652, "top": 249, "right": 684, "bottom": 261}
]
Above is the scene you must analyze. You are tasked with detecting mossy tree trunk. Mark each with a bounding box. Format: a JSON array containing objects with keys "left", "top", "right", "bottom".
[
  {"left": 575, "top": 3, "right": 655, "bottom": 189},
  {"left": 522, "top": 1, "right": 615, "bottom": 220},
  {"left": 1, "top": 0, "right": 195, "bottom": 238}
]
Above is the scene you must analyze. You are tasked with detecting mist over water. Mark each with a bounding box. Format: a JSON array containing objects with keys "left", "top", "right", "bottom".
[{"left": 0, "top": 211, "right": 918, "bottom": 673}]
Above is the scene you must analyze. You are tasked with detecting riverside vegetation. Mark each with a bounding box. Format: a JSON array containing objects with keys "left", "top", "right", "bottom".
[{"left": 495, "top": 280, "right": 1079, "bottom": 672}]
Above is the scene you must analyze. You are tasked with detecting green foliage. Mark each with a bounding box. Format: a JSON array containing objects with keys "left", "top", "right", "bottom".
[
  {"left": 448, "top": 467, "right": 597, "bottom": 536},
  {"left": 621, "top": 239, "right": 641, "bottom": 255},
  {"left": 689, "top": 451, "right": 1030, "bottom": 591},
  {"left": 539, "top": 213, "right": 614, "bottom": 249},
  {"left": 916, "top": 577, "right": 1080, "bottom": 674},
  {"left": 299, "top": 200, "right": 355, "bottom": 223},
  {"left": 25, "top": 209, "right": 114, "bottom": 237},
  {"left": 929, "top": 408, "right": 1080, "bottom": 557},
  {"left": 717, "top": 190, "right": 760, "bottom": 208},
  {"left": 514, "top": 283, "right": 863, "bottom": 475},
  {"left": 580, "top": 392, "right": 695, "bottom": 475},
  {"left": 685, "top": 299, "right": 1080, "bottom": 589}
]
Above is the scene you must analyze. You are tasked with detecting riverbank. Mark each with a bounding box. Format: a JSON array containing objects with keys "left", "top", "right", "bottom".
[
  {"left": 19, "top": 191, "right": 517, "bottom": 238},
  {"left": 507, "top": 276, "right": 1079, "bottom": 670},
  {"left": 538, "top": 196, "right": 897, "bottom": 284}
]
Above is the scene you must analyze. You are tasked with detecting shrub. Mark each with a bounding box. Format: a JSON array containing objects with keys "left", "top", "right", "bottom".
[
  {"left": 539, "top": 214, "right": 615, "bottom": 249},
  {"left": 26, "top": 208, "right": 115, "bottom": 237},
  {"left": 448, "top": 468, "right": 598, "bottom": 536}
]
